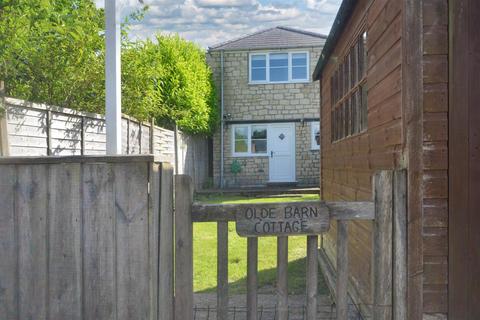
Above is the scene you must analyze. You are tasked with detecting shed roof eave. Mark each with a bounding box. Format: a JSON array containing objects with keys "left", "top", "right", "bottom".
[{"left": 313, "top": 0, "right": 358, "bottom": 81}]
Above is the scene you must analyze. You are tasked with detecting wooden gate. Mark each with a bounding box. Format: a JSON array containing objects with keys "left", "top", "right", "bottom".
[{"left": 169, "top": 170, "right": 407, "bottom": 320}]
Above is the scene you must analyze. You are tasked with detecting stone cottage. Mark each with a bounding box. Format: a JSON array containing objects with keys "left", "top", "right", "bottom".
[{"left": 207, "top": 26, "right": 326, "bottom": 188}]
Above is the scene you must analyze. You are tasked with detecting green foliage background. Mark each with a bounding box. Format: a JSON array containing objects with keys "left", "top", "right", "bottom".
[{"left": 0, "top": 0, "right": 218, "bottom": 135}]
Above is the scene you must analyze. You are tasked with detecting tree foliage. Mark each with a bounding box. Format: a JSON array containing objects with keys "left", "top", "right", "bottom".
[{"left": 0, "top": 0, "right": 218, "bottom": 135}]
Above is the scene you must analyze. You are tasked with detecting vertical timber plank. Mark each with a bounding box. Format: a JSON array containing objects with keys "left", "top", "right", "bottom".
[
  {"left": 306, "top": 235, "right": 318, "bottom": 320},
  {"left": 393, "top": 170, "right": 407, "bottom": 320},
  {"left": 82, "top": 163, "right": 116, "bottom": 319},
  {"left": 114, "top": 161, "right": 150, "bottom": 320},
  {"left": 247, "top": 237, "right": 258, "bottom": 320},
  {"left": 217, "top": 221, "right": 229, "bottom": 320},
  {"left": 0, "top": 165, "right": 18, "bottom": 318},
  {"left": 159, "top": 163, "right": 174, "bottom": 320},
  {"left": 373, "top": 171, "right": 393, "bottom": 320},
  {"left": 17, "top": 165, "right": 48, "bottom": 319},
  {"left": 175, "top": 175, "right": 194, "bottom": 320},
  {"left": 48, "top": 162, "right": 82, "bottom": 319},
  {"left": 336, "top": 221, "right": 348, "bottom": 320},
  {"left": 149, "top": 162, "right": 160, "bottom": 320},
  {"left": 277, "top": 236, "right": 288, "bottom": 320}
]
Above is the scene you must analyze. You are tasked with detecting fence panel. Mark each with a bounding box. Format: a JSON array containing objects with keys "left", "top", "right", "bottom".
[
  {"left": 0, "top": 155, "right": 163, "bottom": 320},
  {"left": 3, "top": 97, "right": 210, "bottom": 190}
]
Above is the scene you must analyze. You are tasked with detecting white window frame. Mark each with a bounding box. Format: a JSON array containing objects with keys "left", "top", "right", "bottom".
[
  {"left": 249, "top": 51, "right": 310, "bottom": 84},
  {"left": 311, "top": 122, "right": 320, "bottom": 150},
  {"left": 232, "top": 124, "right": 269, "bottom": 157}
]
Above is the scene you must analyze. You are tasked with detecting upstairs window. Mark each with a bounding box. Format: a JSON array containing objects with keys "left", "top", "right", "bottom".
[
  {"left": 249, "top": 52, "right": 309, "bottom": 84},
  {"left": 251, "top": 54, "right": 267, "bottom": 82},
  {"left": 330, "top": 32, "right": 368, "bottom": 142}
]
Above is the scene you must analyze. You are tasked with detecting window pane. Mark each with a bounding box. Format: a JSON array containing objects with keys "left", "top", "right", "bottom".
[
  {"left": 234, "top": 127, "right": 248, "bottom": 140},
  {"left": 269, "top": 53, "right": 288, "bottom": 67},
  {"left": 251, "top": 126, "right": 267, "bottom": 139},
  {"left": 270, "top": 67, "right": 288, "bottom": 81},
  {"left": 292, "top": 66, "right": 307, "bottom": 80},
  {"left": 251, "top": 140, "right": 267, "bottom": 153},
  {"left": 235, "top": 139, "right": 248, "bottom": 153},
  {"left": 251, "top": 55, "right": 266, "bottom": 68},
  {"left": 251, "top": 68, "right": 266, "bottom": 81},
  {"left": 292, "top": 53, "right": 307, "bottom": 66}
]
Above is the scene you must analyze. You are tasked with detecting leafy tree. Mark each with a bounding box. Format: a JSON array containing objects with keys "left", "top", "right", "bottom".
[
  {"left": 122, "top": 34, "right": 218, "bottom": 134},
  {"left": 0, "top": 0, "right": 219, "bottom": 135},
  {"left": 0, "top": 0, "right": 105, "bottom": 112}
]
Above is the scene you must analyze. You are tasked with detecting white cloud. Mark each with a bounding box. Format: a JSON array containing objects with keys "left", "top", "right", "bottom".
[
  {"left": 194, "top": 0, "right": 256, "bottom": 7},
  {"left": 97, "top": 0, "right": 342, "bottom": 47}
]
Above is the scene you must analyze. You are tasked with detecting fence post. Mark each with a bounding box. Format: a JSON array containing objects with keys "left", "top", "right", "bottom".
[
  {"left": 393, "top": 170, "right": 407, "bottom": 320},
  {"left": 336, "top": 221, "right": 349, "bottom": 320},
  {"left": 174, "top": 174, "right": 194, "bottom": 320},
  {"left": 159, "top": 163, "right": 174, "bottom": 320},
  {"left": 373, "top": 171, "right": 393, "bottom": 320},
  {"left": 306, "top": 235, "right": 318, "bottom": 320},
  {"left": 150, "top": 118, "right": 154, "bottom": 154},
  {"left": 80, "top": 116, "right": 85, "bottom": 156},
  {"left": 247, "top": 237, "right": 258, "bottom": 320},
  {"left": 217, "top": 221, "right": 229, "bottom": 320},
  {"left": 46, "top": 110, "right": 52, "bottom": 155},
  {"left": 174, "top": 124, "right": 179, "bottom": 174},
  {"left": 0, "top": 80, "right": 9, "bottom": 156},
  {"left": 277, "top": 236, "right": 288, "bottom": 320}
]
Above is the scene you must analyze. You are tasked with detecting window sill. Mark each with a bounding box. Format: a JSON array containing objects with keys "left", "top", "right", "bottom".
[
  {"left": 248, "top": 80, "right": 310, "bottom": 85},
  {"left": 231, "top": 153, "right": 269, "bottom": 158},
  {"left": 331, "top": 129, "right": 367, "bottom": 144}
]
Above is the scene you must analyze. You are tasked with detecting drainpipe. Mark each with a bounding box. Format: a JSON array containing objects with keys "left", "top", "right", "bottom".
[{"left": 220, "top": 50, "right": 225, "bottom": 188}]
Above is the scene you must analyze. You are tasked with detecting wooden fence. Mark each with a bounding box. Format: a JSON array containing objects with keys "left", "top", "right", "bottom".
[
  {"left": 0, "top": 154, "right": 406, "bottom": 320},
  {"left": 173, "top": 170, "right": 407, "bottom": 320},
  {"left": 0, "top": 155, "right": 174, "bottom": 320},
  {"left": 1, "top": 97, "right": 210, "bottom": 189}
]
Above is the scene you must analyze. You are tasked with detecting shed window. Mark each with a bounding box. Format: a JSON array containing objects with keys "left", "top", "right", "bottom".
[{"left": 330, "top": 32, "right": 368, "bottom": 142}]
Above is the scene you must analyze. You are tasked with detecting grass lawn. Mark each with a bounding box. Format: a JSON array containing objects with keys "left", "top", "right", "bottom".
[{"left": 193, "top": 193, "right": 329, "bottom": 295}]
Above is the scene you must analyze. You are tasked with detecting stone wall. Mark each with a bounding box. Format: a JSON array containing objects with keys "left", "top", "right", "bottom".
[{"left": 208, "top": 47, "right": 322, "bottom": 187}]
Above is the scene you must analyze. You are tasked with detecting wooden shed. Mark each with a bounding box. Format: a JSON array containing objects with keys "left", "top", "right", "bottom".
[{"left": 313, "top": 0, "right": 480, "bottom": 319}]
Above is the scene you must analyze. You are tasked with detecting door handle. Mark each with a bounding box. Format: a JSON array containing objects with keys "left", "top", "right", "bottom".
[{"left": 270, "top": 151, "right": 274, "bottom": 158}]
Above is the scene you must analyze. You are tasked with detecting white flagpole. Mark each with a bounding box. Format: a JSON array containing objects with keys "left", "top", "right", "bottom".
[{"left": 105, "top": 0, "right": 122, "bottom": 154}]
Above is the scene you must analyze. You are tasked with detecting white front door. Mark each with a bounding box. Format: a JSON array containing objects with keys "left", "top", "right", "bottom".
[{"left": 268, "top": 123, "right": 295, "bottom": 182}]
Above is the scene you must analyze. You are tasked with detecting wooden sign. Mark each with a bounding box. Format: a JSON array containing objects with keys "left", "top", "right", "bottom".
[{"left": 235, "top": 201, "right": 330, "bottom": 237}]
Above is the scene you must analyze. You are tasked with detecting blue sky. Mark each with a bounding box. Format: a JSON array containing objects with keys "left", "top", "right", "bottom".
[{"left": 96, "top": 0, "right": 342, "bottom": 48}]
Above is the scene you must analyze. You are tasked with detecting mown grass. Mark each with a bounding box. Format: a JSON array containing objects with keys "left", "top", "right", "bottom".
[{"left": 193, "top": 193, "right": 328, "bottom": 295}]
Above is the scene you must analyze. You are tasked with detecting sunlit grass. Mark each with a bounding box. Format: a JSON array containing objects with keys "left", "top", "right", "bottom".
[{"left": 193, "top": 193, "right": 328, "bottom": 295}]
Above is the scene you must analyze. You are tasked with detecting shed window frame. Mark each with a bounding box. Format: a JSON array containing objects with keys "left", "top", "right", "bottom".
[
  {"left": 330, "top": 31, "right": 368, "bottom": 143},
  {"left": 249, "top": 51, "right": 310, "bottom": 84}
]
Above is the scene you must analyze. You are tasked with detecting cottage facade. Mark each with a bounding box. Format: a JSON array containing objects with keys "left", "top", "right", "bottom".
[
  {"left": 207, "top": 27, "right": 325, "bottom": 188},
  {"left": 314, "top": 0, "right": 480, "bottom": 319}
]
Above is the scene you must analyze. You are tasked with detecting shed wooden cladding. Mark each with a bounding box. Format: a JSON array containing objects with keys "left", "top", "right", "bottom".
[
  {"left": 0, "top": 156, "right": 164, "bottom": 320},
  {"left": 316, "top": 0, "right": 449, "bottom": 318}
]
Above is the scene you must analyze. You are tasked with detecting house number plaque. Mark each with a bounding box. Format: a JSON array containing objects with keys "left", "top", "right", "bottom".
[{"left": 235, "top": 201, "right": 330, "bottom": 237}]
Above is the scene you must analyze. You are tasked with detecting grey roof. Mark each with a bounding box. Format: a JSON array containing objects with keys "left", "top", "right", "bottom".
[{"left": 209, "top": 26, "right": 327, "bottom": 52}]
